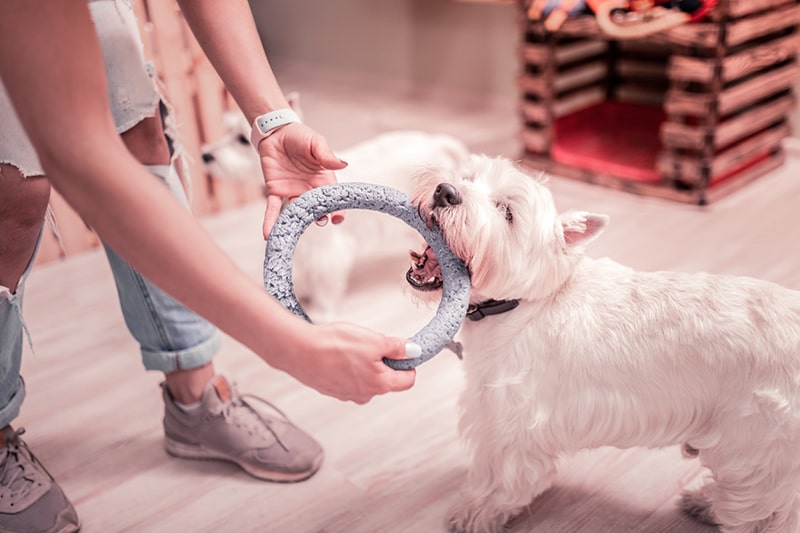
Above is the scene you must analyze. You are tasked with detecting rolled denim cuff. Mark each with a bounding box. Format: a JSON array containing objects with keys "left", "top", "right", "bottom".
[{"left": 140, "top": 329, "right": 221, "bottom": 373}]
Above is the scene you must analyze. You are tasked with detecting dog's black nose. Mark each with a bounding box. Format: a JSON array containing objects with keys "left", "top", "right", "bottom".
[
  {"left": 201, "top": 152, "right": 214, "bottom": 163},
  {"left": 433, "top": 183, "right": 461, "bottom": 208}
]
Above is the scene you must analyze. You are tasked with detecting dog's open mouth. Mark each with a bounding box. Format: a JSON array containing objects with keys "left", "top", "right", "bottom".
[{"left": 406, "top": 245, "right": 443, "bottom": 291}]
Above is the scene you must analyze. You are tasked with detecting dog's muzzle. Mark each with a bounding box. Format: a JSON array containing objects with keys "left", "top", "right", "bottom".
[{"left": 408, "top": 184, "right": 462, "bottom": 291}]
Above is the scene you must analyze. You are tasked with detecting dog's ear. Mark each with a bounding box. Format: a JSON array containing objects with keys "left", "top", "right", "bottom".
[
  {"left": 559, "top": 211, "right": 608, "bottom": 248},
  {"left": 223, "top": 111, "right": 249, "bottom": 135}
]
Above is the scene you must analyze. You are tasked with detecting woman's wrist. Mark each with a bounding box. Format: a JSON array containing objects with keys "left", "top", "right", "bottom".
[
  {"left": 252, "top": 310, "right": 315, "bottom": 373},
  {"left": 242, "top": 99, "right": 288, "bottom": 124},
  {"left": 250, "top": 108, "right": 302, "bottom": 147}
]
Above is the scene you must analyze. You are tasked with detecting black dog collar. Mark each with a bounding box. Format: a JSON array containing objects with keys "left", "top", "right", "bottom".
[{"left": 466, "top": 299, "right": 520, "bottom": 321}]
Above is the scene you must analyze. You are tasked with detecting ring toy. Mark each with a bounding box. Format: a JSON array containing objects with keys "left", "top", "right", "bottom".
[{"left": 264, "top": 182, "right": 471, "bottom": 370}]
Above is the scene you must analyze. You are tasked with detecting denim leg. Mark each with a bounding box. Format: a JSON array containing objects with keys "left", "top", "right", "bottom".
[
  {"left": 0, "top": 230, "right": 41, "bottom": 428},
  {"left": 0, "top": 295, "right": 26, "bottom": 428},
  {"left": 102, "top": 164, "right": 220, "bottom": 373}
]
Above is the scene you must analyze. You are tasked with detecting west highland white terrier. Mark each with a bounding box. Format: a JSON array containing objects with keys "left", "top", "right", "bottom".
[
  {"left": 407, "top": 154, "right": 800, "bottom": 533},
  {"left": 201, "top": 110, "right": 470, "bottom": 321}
]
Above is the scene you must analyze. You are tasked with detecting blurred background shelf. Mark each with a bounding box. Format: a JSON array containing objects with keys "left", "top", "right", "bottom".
[{"left": 518, "top": 0, "right": 800, "bottom": 204}]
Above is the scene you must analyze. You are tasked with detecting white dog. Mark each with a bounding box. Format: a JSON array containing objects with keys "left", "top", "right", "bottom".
[
  {"left": 201, "top": 111, "right": 470, "bottom": 321},
  {"left": 407, "top": 154, "right": 800, "bottom": 533}
]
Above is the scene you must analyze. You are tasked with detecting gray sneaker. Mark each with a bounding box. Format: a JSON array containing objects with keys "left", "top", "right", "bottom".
[
  {"left": 162, "top": 375, "right": 323, "bottom": 482},
  {"left": 0, "top": 427, "right": 80, "bottom": 533}
]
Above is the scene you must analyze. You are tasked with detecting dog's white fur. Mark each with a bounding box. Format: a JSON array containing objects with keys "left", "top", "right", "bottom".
[
  {"left": 410, "top": 154, "right": 800, "bottom": 533},
  {"left": 201, "top": 110, "right": 470, "bottom": 321}
]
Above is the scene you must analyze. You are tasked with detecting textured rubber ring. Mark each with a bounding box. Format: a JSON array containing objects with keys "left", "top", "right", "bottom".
[{"left": 264, "top": 182, "right": 470, "bottom": 370}]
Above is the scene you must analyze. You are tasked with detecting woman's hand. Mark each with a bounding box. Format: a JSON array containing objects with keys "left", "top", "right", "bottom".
[
  {"left": 257, "top": 123, "right": 347, "bottom": 238},
  {"left": 272, "top": 322, "right": 420, "bottom": 404}
]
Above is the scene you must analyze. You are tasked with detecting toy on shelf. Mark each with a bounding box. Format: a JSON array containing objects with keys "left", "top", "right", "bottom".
[
  {"left": 528, "top": 0, "right": 717, "bottom": 38},
  {"left": 518, "top": 0, "right": 800, "bottom": 205}
]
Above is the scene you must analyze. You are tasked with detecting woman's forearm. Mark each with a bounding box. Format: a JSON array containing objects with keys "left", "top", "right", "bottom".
[
  {"left": 54, "top": 146, "right": 310, "bottom": 364},
  {"left": 177, "top": 0, "right": 290, "bottom": 122}
]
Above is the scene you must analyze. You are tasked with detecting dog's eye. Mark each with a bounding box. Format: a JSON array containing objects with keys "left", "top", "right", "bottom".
[
  {"left": 237, "top": 134, "right": 250, "bottom": 146},
  {"left": 497, "top": 203, "right": 513, "bottom": 223}
]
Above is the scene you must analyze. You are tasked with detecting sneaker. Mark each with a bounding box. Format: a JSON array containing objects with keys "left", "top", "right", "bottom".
[
  {"left": 0, "top": 427, "right": 80, "bottom": 533},
  {"left": 162, "top": 375, "right": 323, "bottom": 482}
]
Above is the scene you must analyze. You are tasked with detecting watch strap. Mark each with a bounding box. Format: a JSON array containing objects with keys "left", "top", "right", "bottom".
[{"left": 250, "top": 108, "right": 302, "bottom": 147}]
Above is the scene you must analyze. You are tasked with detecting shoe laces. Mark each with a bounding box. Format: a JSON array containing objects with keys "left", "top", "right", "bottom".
[
  {"left": 214, "top": 389, "right": 291, "bottom": 453},
  {"left": 0, "top": 428, "right": 49, "bottom": 504}
]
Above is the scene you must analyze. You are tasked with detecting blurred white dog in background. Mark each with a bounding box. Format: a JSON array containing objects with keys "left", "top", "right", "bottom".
[{"left": 201, "top": 106, "right": 470, "bottom": 322}]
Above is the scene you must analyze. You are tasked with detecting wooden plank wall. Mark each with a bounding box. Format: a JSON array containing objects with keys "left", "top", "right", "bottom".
[{"left": 34, "top": 0, "right": 263, "bottom": 267}]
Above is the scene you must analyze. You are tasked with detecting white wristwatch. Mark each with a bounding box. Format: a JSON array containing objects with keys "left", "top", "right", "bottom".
[{"left": 250, "top": 108, "right": 302, "bottom": 147}]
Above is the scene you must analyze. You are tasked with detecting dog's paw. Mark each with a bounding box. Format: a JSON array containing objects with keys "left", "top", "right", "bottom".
[
  {"left": 446, "top": 504, "right": 507, "bottom": 533},
  {"left": 679, "top": 488, "right": 718, "bottom": 526}
]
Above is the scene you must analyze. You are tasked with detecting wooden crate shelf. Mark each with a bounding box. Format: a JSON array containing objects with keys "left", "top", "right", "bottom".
[{"left": 517, "top": 0, "right": 800, "bottom": 204}]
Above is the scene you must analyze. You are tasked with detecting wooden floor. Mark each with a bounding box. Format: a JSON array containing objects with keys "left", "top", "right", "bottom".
[{"left": 19, "top": 61, "right": 800, "bottom": 533}]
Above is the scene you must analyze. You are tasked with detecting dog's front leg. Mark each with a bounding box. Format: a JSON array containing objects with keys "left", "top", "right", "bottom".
[{"left": 447, "top": 442, "right": 557, "bottom": 533}]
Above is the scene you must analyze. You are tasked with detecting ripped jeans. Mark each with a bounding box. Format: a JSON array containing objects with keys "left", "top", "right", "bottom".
[{"left": 0, "top": 0, "right": 220, "bottom": 427}]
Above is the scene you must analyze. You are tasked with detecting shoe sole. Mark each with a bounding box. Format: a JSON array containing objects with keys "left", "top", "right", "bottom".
[
  {"left": 164, "top": 437, "right": 323, "bottom": 483},
  {"left": 0, "top": 506, "right": 82, "bottom": 533}
]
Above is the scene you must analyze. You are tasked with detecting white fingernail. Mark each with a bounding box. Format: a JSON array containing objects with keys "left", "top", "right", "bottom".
[{"left": 405, "top": 342, "right": 422, "bottom": 358}]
